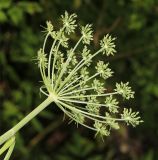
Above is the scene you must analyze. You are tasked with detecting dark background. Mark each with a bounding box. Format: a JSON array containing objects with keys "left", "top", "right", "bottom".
[{"left": 0, "top": 0, "right": 158, "bottom": 159}]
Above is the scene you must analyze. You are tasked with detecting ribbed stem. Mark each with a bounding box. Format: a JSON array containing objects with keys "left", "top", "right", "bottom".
[{"left": 0, "top": 96, "right": 53, "bottom": 146}]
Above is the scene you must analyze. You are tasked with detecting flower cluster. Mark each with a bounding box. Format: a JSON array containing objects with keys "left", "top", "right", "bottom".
[
  {"left": 115, "top": 82, "right": 135, "bottom": 99},
  {"left": 105, "top": 95, "right": 119, "bottom": 113},
  {"left": 38, "top": 11, "right": 143, "bottom": 137},
  {"left": 82, "top": 46, "right": 92, "bottom": 66},
  {"left": 100, "top": 34, "right": 116, "bottom": 56},
  {"left": 81, "top": 24, "right": 93, "bottom": 44},
  {"left": 96, "top": 61, "right": 113, "bottom": 79},
  {"left": 61, "top": 11, "right": 77, "bottom": 35},
  {"left": 37, "top": 48, "right": 47, "bottom": 69},
  {"left": 121, "top": 108, "right": 143, "bottom": 127}
]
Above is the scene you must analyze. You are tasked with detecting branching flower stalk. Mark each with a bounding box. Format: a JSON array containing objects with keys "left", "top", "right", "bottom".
[{"left": 0, "top": 11, "right": 143, "bottom": 159}]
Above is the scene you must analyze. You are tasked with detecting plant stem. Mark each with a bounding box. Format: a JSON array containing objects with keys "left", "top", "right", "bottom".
[
  {"left": 4, "top": 141, "right": 15, "bottom": 160},
  {"left": 0, "top": 96, "right": 53, "bottom": 146},
  {"left": 48, "top": 39, "right": 57, "bottom": 80}
]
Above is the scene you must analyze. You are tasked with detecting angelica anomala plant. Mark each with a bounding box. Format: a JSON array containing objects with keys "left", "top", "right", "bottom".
[{"left": 0, "top": 11, "right": 143, "bottom": 159}]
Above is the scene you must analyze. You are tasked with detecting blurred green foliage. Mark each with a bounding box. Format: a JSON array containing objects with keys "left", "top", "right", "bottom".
[{"left": 0, "top": 0, "right": 158, "bottom": 159}]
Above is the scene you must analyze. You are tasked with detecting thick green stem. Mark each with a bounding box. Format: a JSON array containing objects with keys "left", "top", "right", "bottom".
[{"left": 0, "top": 96, "right": 53, "bottom": 146}]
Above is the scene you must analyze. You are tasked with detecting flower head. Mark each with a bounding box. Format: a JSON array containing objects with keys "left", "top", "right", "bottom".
[
  {"left": 96, "top": 61, "right": 113, "bottom": 79},
  {"left": 100, "top": 34, "right": 116, "bottom": 56},
  {"left": 94, "top": 121, "right": 110, "bottom": 136},
  {"left": 92, "top": 79, "right": 104, "bottom": 94},
  {"left": 115, "top": 82, "right": 135, "bottom": 99},
  {"left": 121, "top": 108, "right": 143, "bottom": 127},
  {"left": 81, "top": 24, "right": 93, "bottom": 44},
  {"left": 37, "top": 48, "right": 47, "bottom": 69},
  {"left": 105, "top": 95, "right": 119, "bottom": 113},
  {"left": 61, "top": 11, "right": 77, "bottom": 35},
  {"left": 42, "top": 21, "right": 54, "bottom": 34},
  {"left": 82, "top": 46, "right": 92, "bottom": 66},
  {"left": 38, "top": 11, "right": 143, "bottom": 137}
]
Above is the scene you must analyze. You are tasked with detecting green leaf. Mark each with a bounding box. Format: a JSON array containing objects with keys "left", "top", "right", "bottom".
[
  {"left": 3, "top": 101, "right": 23, "bottom": 121},
  {"left": 0, "top": 0, "right": 11, "bottom": 9},
  {"left": 31, "top": 119, "right": 43, "bottom": 132},
  {"left": 18, "top": 2, "right": 42, "bottom": 14},
  {"left": 0, "top": 11, "right": 7, "bottom": 22},
  {"left": 7, "top": 6, "right": 23, "bottom": 25}
]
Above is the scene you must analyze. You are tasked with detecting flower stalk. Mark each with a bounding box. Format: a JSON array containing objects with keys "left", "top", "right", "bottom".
[{"left": 0, "top": 96, "right": 53, "bottom": 146}]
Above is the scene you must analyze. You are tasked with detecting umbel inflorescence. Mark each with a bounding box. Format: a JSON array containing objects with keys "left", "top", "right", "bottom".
[
  {"left": 38, "top": 11, "right": 143, "bottom": 136},
  {"left": 0, "top": 11, "right": 143, "bottom": 160}
]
